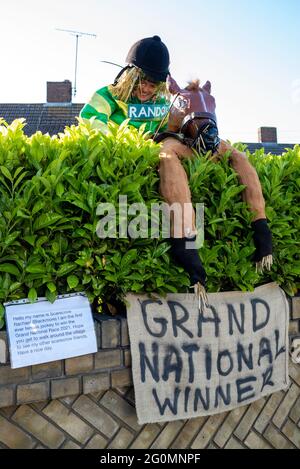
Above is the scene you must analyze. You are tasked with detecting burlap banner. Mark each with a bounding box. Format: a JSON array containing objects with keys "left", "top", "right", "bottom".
[{"left": 126, "top": 282, "right": 289, "bottom": 424}]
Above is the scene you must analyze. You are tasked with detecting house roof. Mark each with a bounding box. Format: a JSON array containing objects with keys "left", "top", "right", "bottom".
[
  {"left": 0, "top": 103, "right": 83, "bottom": 136},
  {"left": 243, "top": 142, "right": 295, "bottom": 155},
  {"left": 0, "top": 103, "right": 297, "bottom": 154}
]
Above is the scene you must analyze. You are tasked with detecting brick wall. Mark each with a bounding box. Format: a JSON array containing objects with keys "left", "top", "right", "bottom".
[
  {"left": 0, "top": 298, "right": 299, "bottom": 449},
  {"left": 290, "top": 296, "right": 300, "bottom": 340},
  {"left": 1, "top": 299, "right": 300, "bottom": 409},
  {"left": 0, "top": 315, "right": 132, "bottom": 408}
]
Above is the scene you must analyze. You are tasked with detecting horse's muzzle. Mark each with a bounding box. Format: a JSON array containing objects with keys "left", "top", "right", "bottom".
[
  {"left": 194, "top": 120, "right": 220, "bottom": 153},
  {"left": 153, "top": 112, "right": 220, "bottom": 154},
  {"left": 181, "top": 112, "right": 220, "bottom": 153}
]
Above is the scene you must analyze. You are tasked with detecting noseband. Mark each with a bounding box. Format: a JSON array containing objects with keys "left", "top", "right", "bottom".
[
  {"left": 180, "top": 111, "right": 220, "bottom": 153},
  {"left": 154, "top": 110, "right": 220, "bottom": 153}
]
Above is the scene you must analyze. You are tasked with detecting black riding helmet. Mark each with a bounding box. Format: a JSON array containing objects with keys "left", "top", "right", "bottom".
[{"left": 114, "top": 35, "right": 170, "bottom": 85}]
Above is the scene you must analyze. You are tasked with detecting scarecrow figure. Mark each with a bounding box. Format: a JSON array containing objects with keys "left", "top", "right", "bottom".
[
  {"left": 80, "top": 36, "right": 171, "bottom": 135},
  {"left": 80, "top": 36, "right": 272, "bottom": 305}
]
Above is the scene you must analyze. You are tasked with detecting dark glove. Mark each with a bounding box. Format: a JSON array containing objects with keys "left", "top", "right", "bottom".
[
  {"left": 251, "top": 219, "right": 272, "bottom": 262},
  {"left": 169, "top": 236, "right": 206, "bottom": 287}
]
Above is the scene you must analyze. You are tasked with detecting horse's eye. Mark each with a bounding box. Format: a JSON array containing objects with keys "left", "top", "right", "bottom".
[{"left": 173, "top": 95, "right": 189, "bottom": 111}]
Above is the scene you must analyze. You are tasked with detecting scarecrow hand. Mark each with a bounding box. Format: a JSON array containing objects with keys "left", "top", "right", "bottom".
[
  {"left": 252, "top": 219, "right": 273, "bottom": 270},
  {"left": 169, "top": 236, "right": 206, "bottom": 287}
]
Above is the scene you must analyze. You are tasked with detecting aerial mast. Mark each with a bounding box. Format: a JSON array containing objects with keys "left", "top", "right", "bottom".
[{"left": 56, "top": 28, "right": 97, "bottom": 97}]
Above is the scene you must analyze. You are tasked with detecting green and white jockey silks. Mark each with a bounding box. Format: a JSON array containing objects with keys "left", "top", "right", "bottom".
[{"left": 80, "top": 86, "right": 170, "bottom": 134}]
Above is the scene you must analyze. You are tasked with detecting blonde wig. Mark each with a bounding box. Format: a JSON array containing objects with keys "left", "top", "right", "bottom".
[{"left": 108, "top": 67, "right": 169, "bottom": 103}]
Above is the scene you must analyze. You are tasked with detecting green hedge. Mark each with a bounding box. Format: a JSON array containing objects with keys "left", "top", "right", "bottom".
[{"left": 0, "top": 118, "right": 299, "bottom": 327}]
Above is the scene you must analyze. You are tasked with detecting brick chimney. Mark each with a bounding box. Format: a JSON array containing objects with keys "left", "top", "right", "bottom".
[
  {"left": 46, "top": 80, "right": 72, "bottom": 104},
  {"left": 258, "top": 127, "right": 277, "bottom": 144}
]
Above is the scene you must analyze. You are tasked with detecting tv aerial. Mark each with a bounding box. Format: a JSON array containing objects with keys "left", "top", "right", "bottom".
[{"left": 56, "top": 28, "right": 97, "bottom": 97}]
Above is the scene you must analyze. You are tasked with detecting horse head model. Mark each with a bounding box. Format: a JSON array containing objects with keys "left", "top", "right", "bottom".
[{"left": 155, "top": 76, "right": 220, "bottom": 154}]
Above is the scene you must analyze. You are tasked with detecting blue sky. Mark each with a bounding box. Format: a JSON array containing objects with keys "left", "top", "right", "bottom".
[{"left": 0, "top": 0, "right": 299, "bottom": 143}]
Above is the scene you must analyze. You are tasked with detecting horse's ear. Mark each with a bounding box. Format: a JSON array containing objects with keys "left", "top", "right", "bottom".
[
  {"left": 167, "top": 75, "right": 181, "bottom": 95},
  {"left": 202, "top": 81, "right": 212, "bottom": 94}
]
